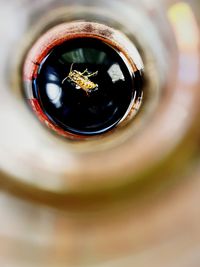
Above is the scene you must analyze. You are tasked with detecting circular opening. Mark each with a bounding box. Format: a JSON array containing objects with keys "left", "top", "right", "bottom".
[
  {"left": 23, "top": 22, "right": 144, "bottom": 139},
  {"left": 35, "top": 38, "right": 137, "bottom": 135}
]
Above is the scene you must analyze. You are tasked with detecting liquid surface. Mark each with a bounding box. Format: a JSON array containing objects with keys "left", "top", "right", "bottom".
[{"left": 34, "top": 38, "right": 140, "bottom": 135}]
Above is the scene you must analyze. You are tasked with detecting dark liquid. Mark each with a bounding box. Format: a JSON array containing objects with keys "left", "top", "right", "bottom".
[{"left": 33, "top": 38, "right": 142, "bottom": 135}]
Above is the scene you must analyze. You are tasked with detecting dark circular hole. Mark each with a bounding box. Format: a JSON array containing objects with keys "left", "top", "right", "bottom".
[{"left": 33, "top": 37, "right": 140, "bottom": 136}]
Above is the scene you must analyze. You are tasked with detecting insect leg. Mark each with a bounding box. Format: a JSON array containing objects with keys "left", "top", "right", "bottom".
[
  {"left": 87, "top": 71, "right": 98, "bottom": 77},
  {"left": 81, "top": 69, "right": 89, "bottom": 75}
]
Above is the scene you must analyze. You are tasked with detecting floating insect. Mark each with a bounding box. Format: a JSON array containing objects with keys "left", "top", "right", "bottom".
[{"left": 62, "top": 63, "right": 98, "bottom": 95}]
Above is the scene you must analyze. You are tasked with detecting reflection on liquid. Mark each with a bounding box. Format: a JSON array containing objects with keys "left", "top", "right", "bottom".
[
  {"left": 45, "top": 70, "right": 62, "bottom": 108},
  {"left": 46, "top": 83, "right": 62, "bottom": 108},
  {"left": 61, "top": 48, "right": 107, "bottom": 64},
  {"left": 107, "top": 63, "right": 125, "bottom": 83}
]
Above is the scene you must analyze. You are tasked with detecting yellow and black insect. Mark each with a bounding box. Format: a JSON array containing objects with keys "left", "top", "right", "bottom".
[{"left": 62, "top": 64, "right": 98, "bottom": 95}]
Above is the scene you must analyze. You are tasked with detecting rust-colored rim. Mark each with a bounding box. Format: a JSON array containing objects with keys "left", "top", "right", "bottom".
[{"left": 23, "top": 22, "right": 144, "bottom": 140}]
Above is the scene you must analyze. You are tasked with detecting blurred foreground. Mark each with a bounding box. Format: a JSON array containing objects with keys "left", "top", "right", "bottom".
[{"left": 0, "top": 0, "right": 200, "bottom": 266}]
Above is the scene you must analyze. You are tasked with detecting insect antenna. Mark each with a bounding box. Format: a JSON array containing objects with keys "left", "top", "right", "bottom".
[
  {"left": 62, "top": 77, "right": 68, "bottom": 84},
  {"left": 70, "top": 63, "right": 74, "bottom": 72},
  {"left": 62, "top": 63, "right": 75, "bottom": 84}
]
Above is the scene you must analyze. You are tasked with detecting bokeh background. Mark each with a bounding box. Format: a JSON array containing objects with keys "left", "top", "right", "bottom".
[{"left": 0, "top": 0, "right": 199, "bottom": 266}]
